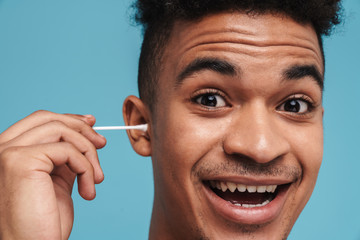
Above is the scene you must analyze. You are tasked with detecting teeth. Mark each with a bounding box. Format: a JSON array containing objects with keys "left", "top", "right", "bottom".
[
  {"left": 226, "top": 182, "right": 237, "bottom": 192},
  {"left": 216, "top": 181, "right": 221, "bottom": 190},
  {"left": 209, "top": 180, "right": 278, "bottom": 194},
  {"left": 256, "top": 185, "right": 266, "bottom": 193},
  {"left": 247, "top": 186, "right": 256, "bottom": 193},
  {"left": 233, "top": 200, "right": 271, "bottom": 208},
  {"left": 267, "top": 185, "right": 277, "bottom": 193},
  {"left": 220, "top": 182, "right": 228, "bottom": 192},
  {"left": 237, "top": 184, "right": 246, "bottom": 192}
]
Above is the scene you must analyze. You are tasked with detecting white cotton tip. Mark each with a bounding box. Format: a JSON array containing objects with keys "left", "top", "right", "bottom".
[{"left": 137, "top": 123, "right": 148, "bottom": 132}]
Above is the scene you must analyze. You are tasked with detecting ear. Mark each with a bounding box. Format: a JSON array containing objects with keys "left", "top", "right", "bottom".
[{"left": 123, "top": 95, "right": 151, "bottom": 156}]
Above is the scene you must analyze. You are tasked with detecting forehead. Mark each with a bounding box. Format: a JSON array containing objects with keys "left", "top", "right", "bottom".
[{"left": 159, "top": 12, "right": 323, "bottom": 89}]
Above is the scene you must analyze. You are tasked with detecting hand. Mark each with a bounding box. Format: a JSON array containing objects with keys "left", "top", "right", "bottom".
[{"left": 0, "top": 110, "right": 106, "bottom": 240}]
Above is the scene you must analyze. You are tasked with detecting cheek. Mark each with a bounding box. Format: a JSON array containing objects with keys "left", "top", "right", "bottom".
[
  {"left": 150, "top": 106, "right": 231, "bottom": 217},
  {"left": 286, "top": 121, "right": 323, "bottom": 211},
  {"left": 286, "top": 125, "right": 323, "bottom": 222},
  {"left": 291, "top": 124, "right": 323, "bottom": 176},
  {"left": 152, "top": 105, "right": 231, "bottom": 182},
  {"left": 155, "top": 115, "right": 228, "bottom": 171}
]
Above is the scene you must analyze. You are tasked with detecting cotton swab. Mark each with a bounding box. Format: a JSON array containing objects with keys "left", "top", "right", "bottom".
[{"left": 93, "top": 124, "right": 148, "bottom": 132}]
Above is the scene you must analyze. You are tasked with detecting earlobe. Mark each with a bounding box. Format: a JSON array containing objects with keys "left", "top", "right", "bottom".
[{"left": 123, "top": 95, "right": 151, "bottom": 157}]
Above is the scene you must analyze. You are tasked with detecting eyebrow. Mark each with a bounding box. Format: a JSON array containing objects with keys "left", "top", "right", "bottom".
[
  {"left": 176, "top": 57, "right": 237, "bottom": 87},
  {"left": 282, "top": 65, "right": 324, "bottom": 90},
  {"left": 176, "top": 58, "right": 324, "bottom": 90}
]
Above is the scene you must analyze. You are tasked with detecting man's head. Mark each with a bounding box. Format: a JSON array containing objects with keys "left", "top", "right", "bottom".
[
  {"left": 134, "top": 0, "right": 341, "bottom": 110},
  {"left": 123, "top": 1, "right": 342, "bottom": 239}
]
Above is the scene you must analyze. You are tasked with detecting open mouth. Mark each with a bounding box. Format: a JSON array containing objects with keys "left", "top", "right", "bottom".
[{"left": 205, "top": 180, "right": 288, "bottom": 208}]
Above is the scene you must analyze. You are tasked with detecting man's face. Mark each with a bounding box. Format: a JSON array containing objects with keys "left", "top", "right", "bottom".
[{"left": 149, "top": 12, "right": 323, "bottom": 240}]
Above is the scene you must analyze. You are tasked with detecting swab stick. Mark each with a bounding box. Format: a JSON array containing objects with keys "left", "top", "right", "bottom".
[{"left": 93, "top": 124, "right": 148, "bottom": 132}]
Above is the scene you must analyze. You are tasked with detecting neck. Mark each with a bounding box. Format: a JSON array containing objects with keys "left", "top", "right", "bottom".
[{"left": 148, "top": 203, "right": 173, "bottom": 240}]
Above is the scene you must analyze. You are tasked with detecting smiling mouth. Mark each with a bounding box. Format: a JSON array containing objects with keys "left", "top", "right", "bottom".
[{"left": 205, "top": 180, "right": 288, "bottom": 208}]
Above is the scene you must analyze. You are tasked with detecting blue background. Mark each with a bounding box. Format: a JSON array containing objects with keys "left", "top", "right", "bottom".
[{"left": 0, "top": 0, "right": 359, "bottom": 239}]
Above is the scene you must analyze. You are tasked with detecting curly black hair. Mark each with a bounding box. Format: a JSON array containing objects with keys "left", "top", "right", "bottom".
[{"left": 133, "top": 0, "right": 343, "bottom": 110}]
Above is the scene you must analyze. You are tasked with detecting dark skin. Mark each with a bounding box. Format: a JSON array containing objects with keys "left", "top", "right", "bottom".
[
  {"left": 125, "top": 12, "right": 324, "bottom": 240},
  {"left": 0, "top": 12, "right": 323, "bottom": 240}
]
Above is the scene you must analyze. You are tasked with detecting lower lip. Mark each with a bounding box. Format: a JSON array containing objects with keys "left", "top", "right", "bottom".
[{"left": 202, "top": 183, "right": 290, "bottom": 225}]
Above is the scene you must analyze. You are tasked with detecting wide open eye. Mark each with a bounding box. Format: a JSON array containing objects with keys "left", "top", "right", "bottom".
[
  {"left": 279, "top": 99, "right": 309, "bottom": 113},
  {"left": 195, "top": 93, "right": 226, "bottom": 108}
]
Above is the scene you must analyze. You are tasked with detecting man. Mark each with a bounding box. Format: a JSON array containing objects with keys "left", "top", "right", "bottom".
[{"left": 0, "top": 1, "right": 342, "bottom": 239}]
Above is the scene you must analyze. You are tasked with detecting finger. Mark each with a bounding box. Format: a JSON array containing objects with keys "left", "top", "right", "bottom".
[
  {"left": 64, "top": 113, "right": 96, "bottom": 127},
  {"left": 0, "top": 111, "right": 105, "bottom": 148},
  {"left": 62, "top": 114, "right": 107, "bottom": 149},
  {"left": 51, "top": 165, "right": 77, "bottom": 195},
  {"left": 3, "top": 121, "right": 104, "bottom": 183},
  {"left": 0, "top": 142, "right": 97, "bottom": 200}
]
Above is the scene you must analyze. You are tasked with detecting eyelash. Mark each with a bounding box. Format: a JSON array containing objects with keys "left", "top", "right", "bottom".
[
  {"left": 190, "top": 89, "right": 229, "bottom": 109},
  {"left": 279, "top": 94, "right": 316, "bottom": 115},
  {"left": 190, "top": 90, "right": 317, "bottom": 116}
]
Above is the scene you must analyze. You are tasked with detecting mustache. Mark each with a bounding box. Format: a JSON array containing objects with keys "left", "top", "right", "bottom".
[{"left": 194, "top": 155, "right": 302, "bottom": 181}]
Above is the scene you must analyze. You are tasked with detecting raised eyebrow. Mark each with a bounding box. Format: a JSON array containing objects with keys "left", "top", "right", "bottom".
[
  {"left": 176, "top": 57, "right": 238, "bottom": 88},
  {"left": 282, "top": 64, "right": 324, "bottom": 90}
]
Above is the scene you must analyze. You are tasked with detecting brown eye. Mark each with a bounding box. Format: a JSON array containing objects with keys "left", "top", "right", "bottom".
[
  {"left": 280, "top": 99, "right": 309, "bottom": 113},
  {"left": 196, "top": 93, "right": 226, "bottom": 107}
]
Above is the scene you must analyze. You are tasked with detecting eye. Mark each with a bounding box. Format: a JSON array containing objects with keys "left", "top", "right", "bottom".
[
  {"left": 279, "top": 98, "right": 310, "bottom": 113},
  {"left": 195, "top": 93, "right": 226, "bottom": 108}
]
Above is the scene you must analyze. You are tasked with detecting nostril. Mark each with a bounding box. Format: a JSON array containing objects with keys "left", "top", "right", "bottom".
[{"left": 222, "top": 117, "right": 290, "bottom": 164}]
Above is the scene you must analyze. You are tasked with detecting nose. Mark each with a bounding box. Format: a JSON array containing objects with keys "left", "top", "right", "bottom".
[{"left": 223, "top": 104, "right": 290, "bottom": 164}]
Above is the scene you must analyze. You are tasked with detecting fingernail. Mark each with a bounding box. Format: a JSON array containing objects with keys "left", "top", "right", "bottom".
[{"left": 84, "top": 114, "right": 93, "bottom": 118}]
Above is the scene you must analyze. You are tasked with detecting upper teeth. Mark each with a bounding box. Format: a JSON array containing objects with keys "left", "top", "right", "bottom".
[{"left": 210, "top": 180, "right": 277, "bottom": 193}]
